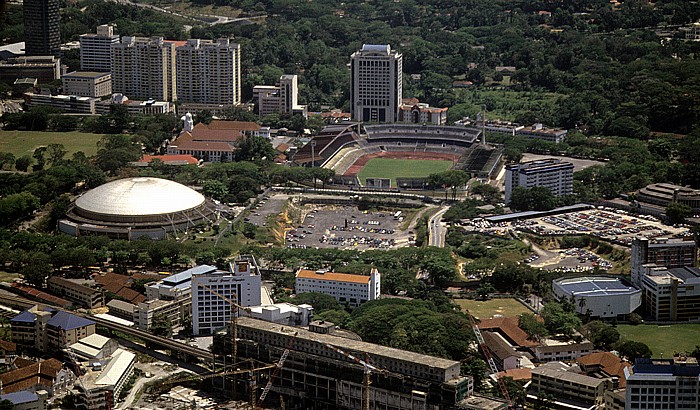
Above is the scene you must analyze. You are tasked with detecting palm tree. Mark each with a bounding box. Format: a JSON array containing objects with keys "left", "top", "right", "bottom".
[{"left": 578, "top": 297, "right": 587, "bottom": 315}]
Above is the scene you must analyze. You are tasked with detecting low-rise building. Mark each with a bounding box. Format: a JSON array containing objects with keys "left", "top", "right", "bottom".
[
  {"left": 635, "top": 183, "right": 700, "bottom": 216},
  {"left": 94, "top": 94, "right": 174, "bottom": 115},
  {"left": 295, "top": 267, "right": 380, "bottom": 307},
  {"left": 65, "top": 334, "right": 118, "bottom": 361},
  {"left": 24, "top": 92, "right": 97, "bottom": 114},
  {"left": 105, "top": 300, "right": 136, "bottom": 322},
  {"left": 0, "top": 390, "right": 48, "bottom": 410},
  {"left": 515, "top": 123, "right": 567, "bottom": 143},
  {"left": 0, "top": 358, "right": 75, "bottom": 396},
  {"left": 624, "top": 357, "right": 700, "bottom": 410},
  {"left": 133, "top": 299, "right": 182, "bottom": 331},
  {"left": 552, "top": 276, "right": 641, "bottom": 318},
  {"left": 640, "top": 265, "right": 700, "bottom": 321},
  {"left": 397, "top": 98, "right": 448, "bottom": 125},
  {"left": 242, "top": 302, "right": 314, "bottom": 327},
  {"left": 61, "top": 71, "right": 111, "bottom": 97},
  {"left": 73, "top": 348, "right": 136, "bottom": 410},
  {"left": 533, "top": 340, "right": 594, "bottom": 363},
  {"left": 528, "top": 361, "right": 612, "bottom": 410},
  {"left": 47, "top": 276, "right": 104, "bottom": 309},
  {"left": 482, "top": 331, "right": 525, "bottom": 371},
  {"left": 577, "top": 352, "right": 632, "bottom": 389},
  {"left": 192, "top": 255, "right": 262, "bottom": 335},
  {"left": 0, "top": 56, "right": 63, "bottom": 84},
  {"left": 10, "top": 306, "right": 96, "bottom": 352}
]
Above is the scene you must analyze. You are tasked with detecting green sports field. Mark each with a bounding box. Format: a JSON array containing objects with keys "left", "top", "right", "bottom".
[
  {"left": 0, "top": 130, "right": 105, "bottom": 157},
  {"left": 617, "top": 324, "right": 700, "bottom": 357},
  {"left": 357, "top": 158, "right": 452, "bottom": 187}
]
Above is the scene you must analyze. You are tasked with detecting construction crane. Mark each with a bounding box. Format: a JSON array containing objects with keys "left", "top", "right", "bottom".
[
  {"left": 467, "top": 312, "right": 512, "bottom": 407},
  {"left": 257, "top": 331, "right": 298, "bottom": 407},
  {"left": 197, "top": 282, "right": 253, "bottom": 403},
  {"left": 325, "top": 343, "right": 387, "bottom": 410}
]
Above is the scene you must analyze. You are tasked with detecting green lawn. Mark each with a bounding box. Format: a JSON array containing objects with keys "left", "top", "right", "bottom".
[
  {"left": 0, "top": 130, "right": 105, "bottom": 157},
  {"left": 357, "top": 158, "right": 452, "bottom": 187},
  {"left": 617, "top": 324, "right": 700, "bottom": 357},
  {"left": 455, "top": 298, "right": 531, "bottom": 320},
  {"left": 450, "top": 89, "right": 565, "bottom": 122}
]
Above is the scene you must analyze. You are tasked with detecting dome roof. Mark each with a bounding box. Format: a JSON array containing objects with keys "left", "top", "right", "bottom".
[{"left": 76, "top": 177, "right": 206, "bottom": 217}]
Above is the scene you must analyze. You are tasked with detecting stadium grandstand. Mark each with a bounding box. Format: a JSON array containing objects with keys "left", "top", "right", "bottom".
[
  {"left": 293, "top": 123, "right": 361, "bottom": 167},
  {"left": 295, "top": 123, "right": 503, "bottom": 189}
]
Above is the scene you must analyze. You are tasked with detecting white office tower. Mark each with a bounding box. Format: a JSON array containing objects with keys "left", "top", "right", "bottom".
[
  {"left": 175, "top": 38, "right": 241, "bottom": 106},
  {"left": 191, "top": 256, "right": 261, "bottom": 335},
  {"left": 504, "top": 159, "right": 574, "bottom": 203},
  {"left": 79, "top": 25, "right": 119, "bottom": 72},
  {"left": 111, "top": 36, "right": 177, "bottom": 101},
  {"left": 350, "top": 44, "right": 403, "bottom": 123}
]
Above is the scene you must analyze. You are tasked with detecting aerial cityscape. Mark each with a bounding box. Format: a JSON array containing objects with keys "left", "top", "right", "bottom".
[{"left": 0, "top": 0, "right": 699, "bottom": 409}]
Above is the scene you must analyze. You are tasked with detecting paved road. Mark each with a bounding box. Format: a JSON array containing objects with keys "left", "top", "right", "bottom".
[
  {"left": 428, "top": 206, "right": 450, "bottom": 247},
  {"left": 112, "top": 0, "right": 265, "bottom": 26}
]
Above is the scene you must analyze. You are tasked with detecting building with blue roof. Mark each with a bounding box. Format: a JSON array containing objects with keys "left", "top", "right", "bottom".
[
  {"left": 0, "top": 390, "right": 48, "bottom": 410},
  {"left": 553, "top": 276, "right": 641, "bottom": 318},
  {"left": 10, "top": 306, "right": 96, "bottom": 352},
  {"left": 625, "top": 357, "right": 700, "bottom": 409}
]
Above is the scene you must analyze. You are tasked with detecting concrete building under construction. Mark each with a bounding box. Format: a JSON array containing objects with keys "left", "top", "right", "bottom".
[{"left": 214, "top": 317, "right": 474, "bottom": 410}]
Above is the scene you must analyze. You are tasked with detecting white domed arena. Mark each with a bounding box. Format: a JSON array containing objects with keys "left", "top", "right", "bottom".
[{"left": 59, "top": 177, "right": 217, "bottom": 240}]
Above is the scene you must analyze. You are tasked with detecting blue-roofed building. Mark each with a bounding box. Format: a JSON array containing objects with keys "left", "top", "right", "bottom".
[
  {"left": 0, "top": 390, "right": 48, "bottom": 410},
  {"left": 140, "top": 265, "right": 219, "bottom": 333},
  {"left": 10, "top": 306, "right": 95, "bottom": 352},
  {"left": 625, "top": 357, "right": 700, "bottom": 410},
  {"left": 553, "top": 276, "right": 641, "bottom": 318}
]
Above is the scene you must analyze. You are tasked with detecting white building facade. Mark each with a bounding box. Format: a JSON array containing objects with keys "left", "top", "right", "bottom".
[
  {"left": 175, "top": 38, "right": 241, "bottom": 106},
  {"left": 505, "top": 158, "right": 574, "bottom": 203},
  {"left": 255, "top": 74, "right": 307, "bottom": 117},
  {"left": 350, "top": 44, "right": 402, "bottom": 123},
  {"left": 295, "top": 268, "right": 380, "bottom": 307},
  {"left": 552, "top": 276, "right": 642, "bottom": 318},
  {"left": 79, "top": 25, "right": 119, "bottom": 72},
  {"left": 191, "top": 256, "right": 262, "bottom": 335},
  {"left": 62, "top": 71, "right": 112, "bottom": 98}
]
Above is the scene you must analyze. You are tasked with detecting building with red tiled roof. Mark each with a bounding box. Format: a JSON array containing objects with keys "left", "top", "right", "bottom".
[
  {"left": 0, "top": 358, "right": 75, "bottom": 396},
  {"left": 577, "top": 352, "right": 632, "bottom": 388},
  {"left": 477, "top": 316, "right": 540, "bottom": 348},
  {"left": 93, "top": 272, "right": 147, "bottom": 304},
  {"left": 496, "top": 367, "right": 532, "bottom": 382}
]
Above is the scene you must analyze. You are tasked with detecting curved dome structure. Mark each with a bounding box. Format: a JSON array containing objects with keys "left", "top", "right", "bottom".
[{"left": 60, "top": 177, "right": 217, "bottom": 240}]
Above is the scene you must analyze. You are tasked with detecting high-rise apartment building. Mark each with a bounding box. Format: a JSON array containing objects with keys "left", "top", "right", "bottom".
[
  {"left": 631, "top": 237, "right": 697, "bottom": 287},
  {"left": 504, "top": 159, "right": 574, "bottom": 203},
  {"left": 79, "top": 25, "right": 119, "bottom": 72},
  {"left": 640, "top": 265, "right": 700, "bottom": 321},
  {"left": 23, "top": 0, "right": 60, "bottom": 57},
  {"left": 175, "top": 39, "right": 241, "bottom": 106},
  {"left": 350, "top": 44, "right": 403, "bottom": 123},
  {"left": 625, "top": 357, "right": 700, "bottom": 410},
  {"left": 111, "top": 36, "right": 177, "bottom": 101},
  {"left": 191, "top": 255, "right": 261, "bottom": 335}
]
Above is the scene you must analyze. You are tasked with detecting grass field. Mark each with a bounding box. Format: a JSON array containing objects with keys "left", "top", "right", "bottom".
[
  {"left": 0, "top": 130, "right": 105, "bottom": 157},
  {"left": 357, "top": 158, "right": 452, "bottom": 187},
  {"left": 455, "top": 298, "right": 531, "bottom": 320},
  {"left": 617, "top": 324, "right": 700, "bottom": 357}
]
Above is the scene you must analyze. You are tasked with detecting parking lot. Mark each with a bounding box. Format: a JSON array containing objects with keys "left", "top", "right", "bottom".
[
  {"left": 286, "top": 205, "right": 410, "bottom": 250},
  {"left": 462, "top": 208, "right": 690, "bottom": 246},
  {"left": 524, "top": 209, "right": 690, "bottom": 245},
  {"left": 245, "top": 193, "right": 288, "bottom": 226}
]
